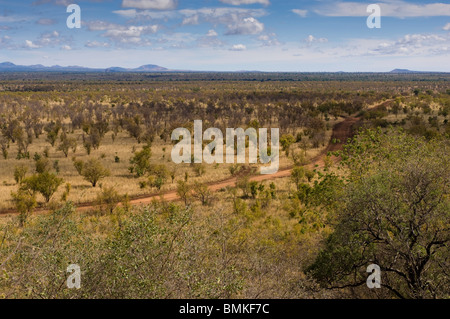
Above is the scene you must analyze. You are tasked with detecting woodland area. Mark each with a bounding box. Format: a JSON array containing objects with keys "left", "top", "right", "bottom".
[{"left": 0, "top": 73, "right": 448, "bottom": 299}]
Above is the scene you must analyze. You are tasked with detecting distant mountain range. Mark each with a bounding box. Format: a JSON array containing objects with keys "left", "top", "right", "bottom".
[
  {"left": 389, "top": 69, "right": 427, "bottom": 74},
  {"left": 0, "top": 62, "right": 169, "bottom": 73},
  {"left": 0, "top": 62, "right": 442, "bottom": 74}
]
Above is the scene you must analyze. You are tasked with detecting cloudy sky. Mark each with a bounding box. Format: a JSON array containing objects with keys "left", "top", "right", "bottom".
[{"left": 0, "top": 0, "right": 449, "bottom": 71}]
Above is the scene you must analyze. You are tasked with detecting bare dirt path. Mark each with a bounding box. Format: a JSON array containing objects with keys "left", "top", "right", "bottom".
[
  {"left": 130, "top": 115, "right": 361, "bottom": 206},
  {"left": 0, "top": 100, "right": 389, "bottom": 216}
]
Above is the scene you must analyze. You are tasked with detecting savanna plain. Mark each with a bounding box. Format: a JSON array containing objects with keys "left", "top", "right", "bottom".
[{"left": 0, "top": 72, "right": 448, "bottom": 299}]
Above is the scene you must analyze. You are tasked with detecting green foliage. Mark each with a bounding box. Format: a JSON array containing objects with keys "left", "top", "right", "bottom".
[
  {"left": 79, "top": 158, "right": 110, "bottom": 187},
  {"left": 236, "top": 175, "right": 250, "bottom": 198},
  {"left": 13, "top": 164, "right": 28, "bottom": 184},
  {"left": 291, "top": 150, "right": 307, "bottom": 166},
  {"left": 61, "top": 183, "right": 71, "bottom": 201},
  {"left": 290, "top": 166, "right": 306, "bottom": 191},
  {"left": 228, "top": 164, "right": 240, "bottom": 176},
  {"left": 53, "top": 160, "right": 60, "bottom": 174},
  {"left": 280, "top": 134, "right": 296, "bottom": 156},
  {"left": 147, "top": 176, "right": 164, "bottom": 191},
  {"left": 308, "top": 128, "right": 450, "bottom": 299},
  {"left": 129, "top": 146, "right": 152, "bottom": 177},
  {"left": 45, "top": 121, "right": 61, "bottom": 147},
  {"left": 269, "top": 182, "right": 276, "bottom": 199},
  {"left": 34, "top": 157, "right": 50, "bottom": 174},
  {"left": 249, "top": 181, "right": 259, "bottom": 199},
  {"left": 96, "top": 186, "right": 123, "bottom": 214},
  {"left": 11, "top": 188, "right": 37, "bottom": 226},
  {"left": 22, "top": 172, "right": 64, "bottom": 203},
  {"left": 192, "top": 182, "right": 212, "bottom": 206},
  {"left": 193, "top": 163, "right": 206, "bottom": 177},
  {"left": 72, "top": 157, "right": 84, "bottom": 175},
  {"left": 176, "top": 180, "right": 191, "bottom": 206},
  {"left": 1, "top": 73, "right": 449, "bottom": 299},
  {"left": 58, "top": 133, "right": 77, "bottom": 157},
  {"left": 147, "top": 164, "right": 169, "bottom": 191}
]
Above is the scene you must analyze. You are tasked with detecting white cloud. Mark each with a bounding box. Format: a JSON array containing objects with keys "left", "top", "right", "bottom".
[
  {"left": 86, "top": 21, "right": 118, "bottom": 32},
  {"left": 86, "top": 21, "right": 159, "bottom": 45},
  {"left": 113, "top": 9, "right": 177, "bottom": 20},
  {"left": 369, "top": 33, "right": 449, "bottom": 56},
  {"left": 182, "top": 15, "right": 199, "bottom": 25},
  {"left": 25, "top": 40, "right": 41, "bottom": 49},
  {"left": 85, "top": 41, "right": 110, "bottom": 48},
  {"left": 104, "top": 25, "right": 158, "bottom": 38},
  {"left": 23, "top": 30, "right": 70, "bottom": 49},
  {"left": 220, "top": 0, "right": 269, "bottom": 6},
  {"left": 226, "top": 17, "right": 264, "bottom": 35},
  {"left": 115, "top": 7, "right": 267, "bottom": 23},
  {"left": 258, "top": 33, "right": 280, "bottom": 46},
  {"left": 37, "top": 31, "right": 61, "bottom": 45},
  {"left": 136, "top": 7, "right": 267, "bottom": 36},
  {"left": 230, "top": 44, "right": 246, "bottom": 51},
  {"left": 32, "top": 0, "right": 71, "bottom": 6},
  {"left": 6, "top": 38, "right": 450, "bottom": 72},
  {"left": 315, "top": 1, "right": 450, "bottom": 18},
  {"left": 61, "top": 45, "right": 72, "bottom": 50},
  {"left": 206, "top": 29, "right": 218, "bottom": 37},
  {"left": 305, "top": 35, "right": 328, "bottom": 44},
  {"left": 197, "top": 31, "right": 225, "bottom": 48},
  {"left": 188, "top": 7, "right": 265, "bottom": 17},
  {"left": 443, "top": 23, "right": 450, "bottom": 31},
  {"left": 122, "top": 0, "right": 177, "bottom": 10},
  {"left": 292, "top": 9, "right": 308, "bottom": 18}
]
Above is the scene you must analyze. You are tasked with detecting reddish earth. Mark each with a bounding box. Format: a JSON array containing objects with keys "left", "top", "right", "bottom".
[
  {"left": 81, "top": 114, "right": 359, "bottom": 210},
  {"left": 1, "top": 101, "right": 388, "bottom": 216}
]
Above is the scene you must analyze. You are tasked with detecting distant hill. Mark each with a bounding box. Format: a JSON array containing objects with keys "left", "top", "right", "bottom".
[
  {"left": 105, "top": 64, "right": 169, "bottom": 73},
  {"left": 390, "top": 69, "right": 422, "bottom": 74},
  {"left": 0, "top": 62, "right": 445, "bottom": 74},
  {"left": 0, "top": 62, "right": 169, "bottom": 73}
]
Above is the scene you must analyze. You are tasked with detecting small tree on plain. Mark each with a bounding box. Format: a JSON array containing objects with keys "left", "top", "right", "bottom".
[
  {"left": 22, "top": 172, "right": 64, "bottom": 203},
  {"left": 79, "top": 158, "right": 110, "bottom": 187}
]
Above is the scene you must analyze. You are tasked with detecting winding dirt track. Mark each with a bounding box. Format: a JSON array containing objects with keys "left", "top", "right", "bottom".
[
  {"left": 91, "top": 115, "right": 360, "bottom": 209},
  {"left": 0, "top": 101, "right": 388, "bottom": 216}
]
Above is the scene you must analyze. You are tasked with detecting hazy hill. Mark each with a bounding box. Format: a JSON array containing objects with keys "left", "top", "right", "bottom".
[{"left": 0, "top": 62, "right": 169, "bottom": 73}]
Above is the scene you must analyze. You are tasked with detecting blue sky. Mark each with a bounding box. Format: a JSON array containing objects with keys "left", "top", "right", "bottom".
[{"left": 0, "top": 0, "right": 449, "bottom": 71}]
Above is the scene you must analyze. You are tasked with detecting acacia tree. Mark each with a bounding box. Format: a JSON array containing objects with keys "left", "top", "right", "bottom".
[
  {"left": 290, "top": 166, "right": 306, "bottom": 191},
  {"left": 147, "top": 164, "right": 169, "bottom": 191},
  {"left": 44, "top": 121, "right": 61, "bottom": 147},
  {"left": 22, "top": 172, "right": 64, "bottom": 203},
  {"left": 280, "top": 134, "right": 295, "bottom": 156},
  {"left": 11, "top": 188, "right": 37, "bottom": 227},
  {"left": 77, "top": 158, "right": 110, "bottom": 187},
  {"left": 14, "top": 165, "right": 28, "bottom": 184},
  {"left": 176, "top": 180, "right": 191, "bottom": 206},
  {"left": 129, "top": 146, "right": 152, "bottom": 177},
  {"left": 96, "top": 186, "right": 122, "bottom": 214},
  {"left": 192, "top": 182, "right": 212, "bottom": 206},
  {"left": 307, "top": 128, "right": 450, "bottom": 299},
  {"left": 58, "top": 133, "right": 77, "bottom": 157}
]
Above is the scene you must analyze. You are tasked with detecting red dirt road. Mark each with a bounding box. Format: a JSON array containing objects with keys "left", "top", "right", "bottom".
[
  {"left": 95, "top": 114, "right": 360, "bottom": 208},
  {"left": 2, "top": 100, "right": 388, "bottom": 216}
]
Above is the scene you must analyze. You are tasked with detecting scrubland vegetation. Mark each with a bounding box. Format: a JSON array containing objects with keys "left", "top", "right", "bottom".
[{"left": 0, "top": 73, "right": 448, "bottom": 299}]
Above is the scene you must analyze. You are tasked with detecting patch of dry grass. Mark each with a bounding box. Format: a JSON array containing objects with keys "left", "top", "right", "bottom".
[{"left": 0, "top": 125, "right": 333, "bottom": 211}]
